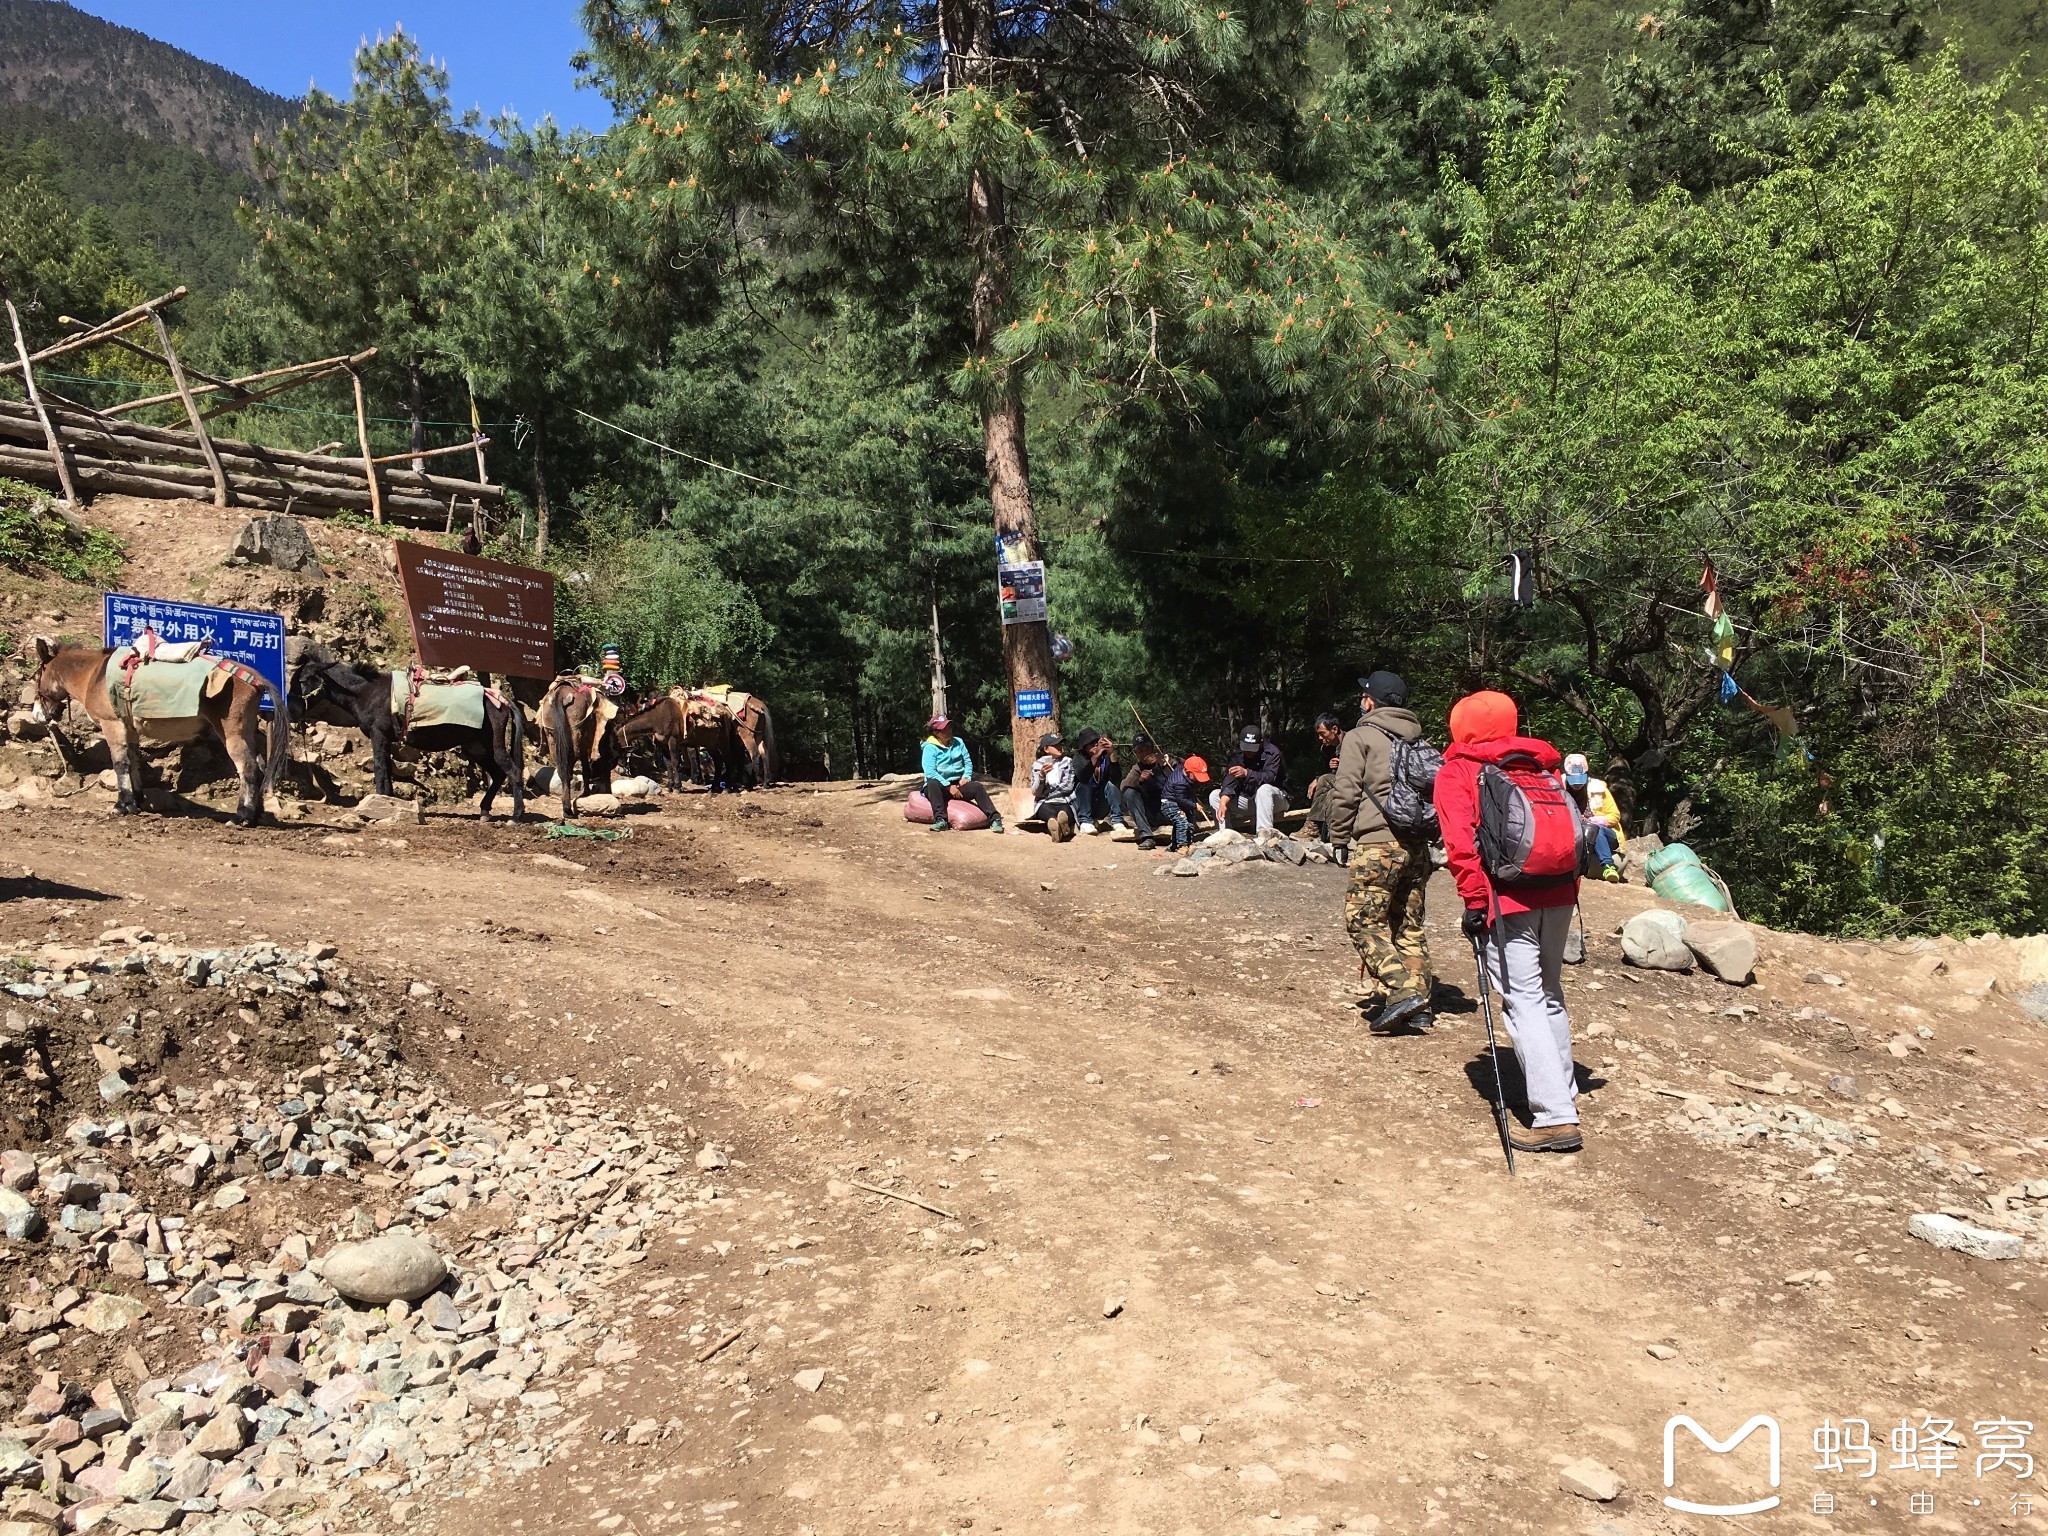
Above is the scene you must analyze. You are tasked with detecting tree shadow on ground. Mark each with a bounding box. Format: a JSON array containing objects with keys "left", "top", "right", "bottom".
[{"left": 0, "top": 873, "right": 115, "bottom": 903}]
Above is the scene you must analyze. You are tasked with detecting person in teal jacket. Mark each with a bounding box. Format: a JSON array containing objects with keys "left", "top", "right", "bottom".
[{"left": 920, "top": 715, "right": 1004, "bottom": 832}]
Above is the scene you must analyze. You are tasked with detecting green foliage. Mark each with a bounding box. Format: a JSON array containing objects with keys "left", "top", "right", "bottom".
[
  {"left": 0, "top": 140, "right": 146, "bottom": 349},
  {"left": 0, "top": 479, "right": 124, "bottom": 584},
  {"left": 245, "top": 33, "right": 487, "bottom": 429},
  {"left": 548, "top": 482, "right": 769, "bottom": 689},
  {"left": 1603, "top": 0, "right": 1924, "bottom": 193},
  {"left": 1428, "top": 53, "right": 2048, "bottom": 928},
  {"left": 0, "top": 103, "right": 256, "bottom": 304},
  {"left": 1695, "top": 726, "right": 2048, "bottom": 938}
]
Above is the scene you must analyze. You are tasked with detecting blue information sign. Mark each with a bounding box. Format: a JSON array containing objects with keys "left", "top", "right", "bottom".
[
  {"left": 1015, "top": 688, "right": 1053, "bottom": 720},
  {"left": 103, "top": 594, "right": 288, "bottom": 707}
]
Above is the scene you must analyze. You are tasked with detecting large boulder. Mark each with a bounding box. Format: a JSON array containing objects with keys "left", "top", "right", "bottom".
[
  {"left": 230, "top": 515, "right": 325, "bottom": 577},
  {"left": 1684, "top": 919, "right": 1757, "bottom": 985},
  {"left": 1621, "top": 908, "right": 1692, "bottom": 971},
  {"left": 321, "top": 1232, "right": 448, "bottom": 1304}
]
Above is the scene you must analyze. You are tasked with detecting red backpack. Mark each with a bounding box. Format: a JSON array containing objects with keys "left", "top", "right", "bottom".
[{"left": 1476, "top": 750, "right": 1598, "bottom": 888}]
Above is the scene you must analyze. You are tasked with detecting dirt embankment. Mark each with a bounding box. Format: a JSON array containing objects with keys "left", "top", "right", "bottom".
[{"left": 0, "top": 780, "right": 2037, "bottom": 1536}]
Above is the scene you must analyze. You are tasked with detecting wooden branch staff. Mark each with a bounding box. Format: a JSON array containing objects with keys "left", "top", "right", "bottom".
[
  {"left": 1, "top": 280, "right": 80, "bottom": 506},
  {"left": 149, "top": 308, "right": 229, "bottom": 507},
  {"left": 347, "top": 366, "right": 383, "bottom": 525}
]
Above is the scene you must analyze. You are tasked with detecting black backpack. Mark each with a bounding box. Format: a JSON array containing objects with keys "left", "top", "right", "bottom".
[{"left": 1360, "top": 719, "right": 1444, "bottom": 841}]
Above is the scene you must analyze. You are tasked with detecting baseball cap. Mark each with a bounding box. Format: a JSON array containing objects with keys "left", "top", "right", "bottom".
[
  {"left": 1037, "top": 732, "right": 1065, "bottom": 753},
  {"left": 1131, "top": 732, "right": 1156, "bottom": 753},
  {"left": 1182, "top": 755, "right": 1211, "bottom": 783},
  {"left": 1563, "top": 752, "right": 1590, "bottom": 785},
  {"left": 1238, "top": 728, "right": 1262, "bottom": 749},
  {"left": 1358, "top": 670, "right": 1409, "bottom": 707},
  {"left": 927, "top": 714, "right": 951, "bottom": 733}
]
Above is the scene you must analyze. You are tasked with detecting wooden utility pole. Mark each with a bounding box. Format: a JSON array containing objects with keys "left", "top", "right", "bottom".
[
  {"left": 929, "top": 596, "right": 949, "bottom": 722},
  {"left": 347, "top": 366, "right": 383, "bottom": 524},
  {"left": 2, "top": 281, "right": 80, "bottom": 507},
  {"left": 150, "top": 307, "right": 230, "bottom": 507},
  {"left": 951, "top": 0, "right": 1057, "bottom": 794}
]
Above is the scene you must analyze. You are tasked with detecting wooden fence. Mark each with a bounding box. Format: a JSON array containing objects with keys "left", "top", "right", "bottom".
[{"left": 0, "top": 283, "right": 508, "bottom": 528}]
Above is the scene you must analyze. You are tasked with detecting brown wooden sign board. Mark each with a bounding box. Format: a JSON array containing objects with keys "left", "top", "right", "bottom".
[{"left": 393, "top": 540, "right": 555, "bottom": 679}]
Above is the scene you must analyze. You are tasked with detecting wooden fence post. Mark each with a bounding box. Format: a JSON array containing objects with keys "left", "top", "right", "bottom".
[
  {"left": 149, "top": 307, "right": 230, "bottom": 508},
  {"left": 348, "top": 366, "right": 383, "bottom": 525},
  {"left": 2, "top": 283, "right": 81, "bottom": 507}
]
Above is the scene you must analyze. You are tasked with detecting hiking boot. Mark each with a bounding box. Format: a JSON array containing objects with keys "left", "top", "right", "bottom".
[
  {"left": 1509, "top": 1123, "right": 1583, "bottom": 1153},
  {"left": 1368, "top": 994, "right": 1431, "bottom": 1034},
  {"left": 1050, "top": 807, "right": 1076, "bottom": 843}
]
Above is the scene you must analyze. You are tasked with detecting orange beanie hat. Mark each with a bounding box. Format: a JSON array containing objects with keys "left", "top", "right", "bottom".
[{"left": 1449, "top": 690, "right": 1519, "bottom": 745}]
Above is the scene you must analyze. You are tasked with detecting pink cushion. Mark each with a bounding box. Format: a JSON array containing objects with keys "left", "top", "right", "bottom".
[{"left": 906, "top": 790, "right": 989, "bottom": 830}]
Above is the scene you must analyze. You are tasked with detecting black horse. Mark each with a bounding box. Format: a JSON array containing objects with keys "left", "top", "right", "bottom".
[{"left": 288, "top": 657, "right": 526, "bottom": 821}]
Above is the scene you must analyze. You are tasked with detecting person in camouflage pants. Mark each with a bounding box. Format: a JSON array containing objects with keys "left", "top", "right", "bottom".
[{"left": 1343, "top": 840, "right": 1432, "bottom": 1011}]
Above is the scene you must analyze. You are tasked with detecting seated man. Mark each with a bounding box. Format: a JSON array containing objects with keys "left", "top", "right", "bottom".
[
  {"left": 1303, "top": 711, "right": 1343, "bottom": 842},
  {"left": 1026, "top": 732, "right": 1080, "bottom": 842},
  {"left": 1209, "top": 727, "right": 1290, "bottom": 839},
  {"left": 1069, "top": 728, "right": 1128, "bottom": 837},
  {"left": 1120, "top": 733, "right": 1167, "bottom": 850}
]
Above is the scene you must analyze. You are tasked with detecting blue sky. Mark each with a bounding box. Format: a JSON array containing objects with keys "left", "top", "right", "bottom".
[{"left": 70, "top": 1, "right": 607, "bottom": 132}]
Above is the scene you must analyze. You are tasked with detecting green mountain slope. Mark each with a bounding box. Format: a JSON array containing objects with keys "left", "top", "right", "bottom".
[
  {"left": 0, "top": 0, "right": 292, "bottom": 171},
  {"left": 0, "top": 102, "right": 255, "bottom": 301}
]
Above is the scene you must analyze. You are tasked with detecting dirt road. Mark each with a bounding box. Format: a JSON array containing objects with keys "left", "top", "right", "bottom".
[{"left": 7, "top": 784, "right": 2045, "bottom": 1535}]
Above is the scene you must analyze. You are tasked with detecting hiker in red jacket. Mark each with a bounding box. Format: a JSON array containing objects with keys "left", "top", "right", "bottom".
[{"left": 1434, "top": 690, "right": 1584, "bottom": 1154}]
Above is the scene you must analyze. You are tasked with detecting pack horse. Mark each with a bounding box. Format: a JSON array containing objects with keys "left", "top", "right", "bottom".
[
  {"left": 32, "top": 636, "right": 288, "bottom": 825},
  {"left": 288, "top": 657, "right": 526, "bottom": 820}
]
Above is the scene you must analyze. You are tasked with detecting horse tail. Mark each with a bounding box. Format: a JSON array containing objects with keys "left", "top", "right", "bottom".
[
  {"left": 259, "top": 674, "right": 290, "bottom": 795},
  {"left": 758, "top": 702, "right": 777, "bottom": 786},
  {"left": 549, "top": 687, "right": 574, "bottom": 801}
]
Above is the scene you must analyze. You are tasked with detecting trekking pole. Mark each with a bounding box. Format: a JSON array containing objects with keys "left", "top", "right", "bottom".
[{"left": 1468, "top": 932, "right": 1517, "bottom": 1176}]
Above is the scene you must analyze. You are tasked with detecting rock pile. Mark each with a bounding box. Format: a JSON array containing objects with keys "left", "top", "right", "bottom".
[
  {"left": 0, "top": 931, "right": 714, "bottom": 1536},
  {"left": 1159, "top": 829, "right": 1333, "bottom": 878}
]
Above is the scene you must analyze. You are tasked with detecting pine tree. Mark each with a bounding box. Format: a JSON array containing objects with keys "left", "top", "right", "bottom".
[
  {"left": 243, "top": 31, "right": 485, "bottom": 463},
  {"left": 576, "top": 0, "right": 1437, "bottom": 786}
]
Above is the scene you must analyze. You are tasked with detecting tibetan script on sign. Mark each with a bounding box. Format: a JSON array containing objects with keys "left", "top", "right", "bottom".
[{"left": 393, "top": 542, "right": 555, "bottom": 678}]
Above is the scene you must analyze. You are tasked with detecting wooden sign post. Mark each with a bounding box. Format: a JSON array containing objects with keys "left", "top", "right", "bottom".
[{"left": 392, "top": 540, "right": 555, "bottom": 678}]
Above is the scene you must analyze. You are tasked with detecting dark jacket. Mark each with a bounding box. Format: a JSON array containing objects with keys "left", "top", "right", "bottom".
[
  {"left": 1435, "top": 734, "right": 1580, "bottom": 916},
  {"left": 1330, "top": 705, "right": 1423, "bottom": 849},
  {"left": 1215, "top": 741, "right": 1286, "bottom": 804},
  {"left": 1121, "top": 756, "right": 1166, "bottom": 807},
  {"left": 1080, "top": 744, "right": 1119, "bottom": 790},
  {"left": 1159, "top": 760, "right": 1207, "bottom": 814}
]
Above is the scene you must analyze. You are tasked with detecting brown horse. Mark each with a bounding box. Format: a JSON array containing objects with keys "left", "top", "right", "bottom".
[
  {"left": 622, "top": 695, "right": 740, "bottom": 790},
  {"left": 678, "top": 688, "right": 776, "bottom": 787},
  {"left": 724, "top": 691, "right": 777, "bottom": 788},
  {"left": 533, "top": 675, "right": 613, "bottom": 817},
  {"left": 32, "top": 638, "right": 288, "bottom": 825}
]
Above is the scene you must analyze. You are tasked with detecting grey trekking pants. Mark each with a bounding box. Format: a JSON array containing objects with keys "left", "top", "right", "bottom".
[{"left": 1484, "top": 906, "right": 1579, "bottom": 1127}]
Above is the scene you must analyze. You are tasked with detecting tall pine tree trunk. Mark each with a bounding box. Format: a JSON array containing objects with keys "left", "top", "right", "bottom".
[
  {"left": 955, "top": 0, "right": 1057, "bottom": 797},
  {"left": 531, "top": 422, "right": 552, "bottom": 559},
  {"left": 406, "top": 357, "right": 427, "bottom": 475}
]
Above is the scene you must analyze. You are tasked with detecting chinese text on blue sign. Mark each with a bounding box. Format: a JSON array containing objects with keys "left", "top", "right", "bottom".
[{"left": 103, "top": 594, "right": 286, "bottom": 697}]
